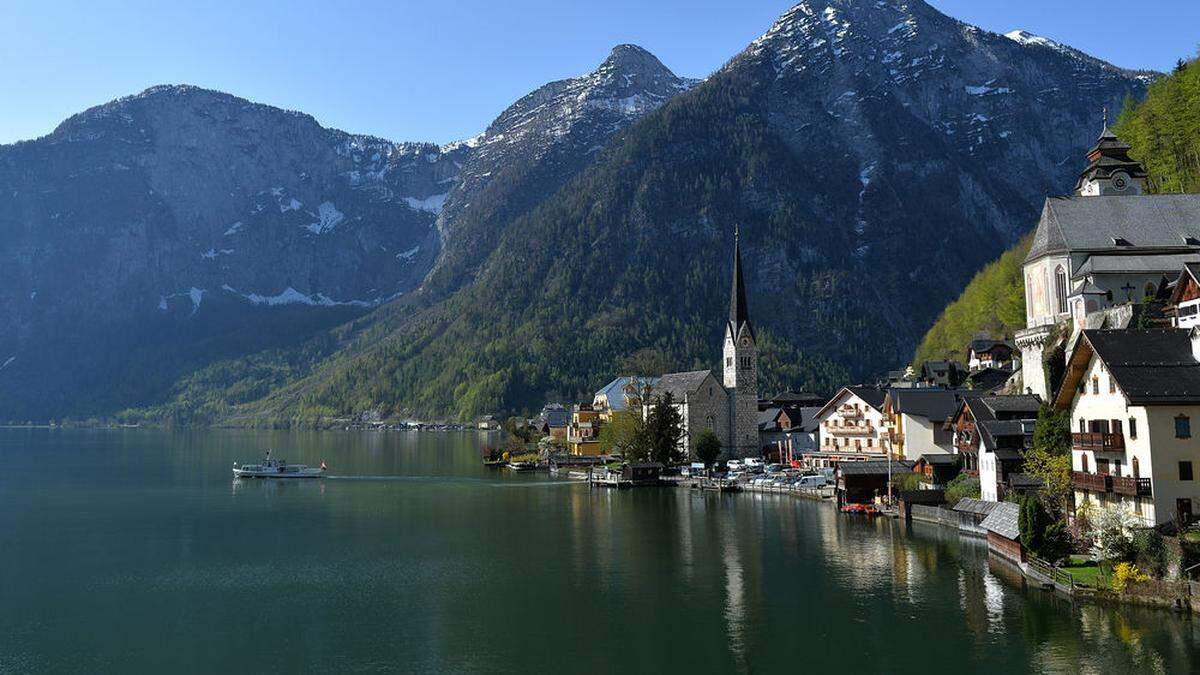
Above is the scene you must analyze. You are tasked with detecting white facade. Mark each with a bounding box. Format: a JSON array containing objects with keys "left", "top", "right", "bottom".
[
  {"left": 813, "top": 389, "right": 888, "bottom": 466},
  {"left": 1067, "top": 354, "right": 1200, "bottom": 526}
]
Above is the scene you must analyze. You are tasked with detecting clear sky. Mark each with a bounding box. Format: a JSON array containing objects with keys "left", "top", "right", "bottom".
[{"left": 2, "top": 1, "right": 1196, "bottom": 146}]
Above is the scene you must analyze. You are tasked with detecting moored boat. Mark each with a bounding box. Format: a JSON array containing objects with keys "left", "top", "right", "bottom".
[{"left": 233, "top": 451, "right": 326, "bottom": 478}]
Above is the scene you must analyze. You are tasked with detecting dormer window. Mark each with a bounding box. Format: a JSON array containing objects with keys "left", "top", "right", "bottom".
[
  {"left": 1112, "top": 237, "right": 1132, "bottom": 247},
  {"left": 1185, "top": 236, "right": 1200, "bottom": 246}
]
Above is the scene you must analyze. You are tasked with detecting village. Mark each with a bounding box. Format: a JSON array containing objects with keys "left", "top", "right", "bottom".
[{"left": 488, "top": 122, "right": 1200, "bottom": 614}]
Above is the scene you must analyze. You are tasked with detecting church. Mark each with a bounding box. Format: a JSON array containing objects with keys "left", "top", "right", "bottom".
[
  {"left": 646, "top": 230, "right": 760, "bottom": 459},
  {"left": 1017, "top": 117, "right": 1200, "bottom": 399}
]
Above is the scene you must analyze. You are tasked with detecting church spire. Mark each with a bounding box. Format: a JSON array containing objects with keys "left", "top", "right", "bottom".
[
  {"left": 1075, "top": 107, "right": 1147, "bottom": 196},
  {"left": 729, "top": 225, "right": 754, "bottom": 341}
]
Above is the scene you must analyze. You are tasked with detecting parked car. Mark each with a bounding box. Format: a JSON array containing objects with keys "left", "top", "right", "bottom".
[
  {"left": 797, "top": 475, "right": 827, "bottom": 489},
  {"left": 727, "top": 459, "right": 744, "bottom": 472}
]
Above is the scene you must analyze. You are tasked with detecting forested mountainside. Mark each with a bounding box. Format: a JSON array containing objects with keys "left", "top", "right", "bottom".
[
  {"left": 187, "top": 0, "right": 1151, "bottom": 424},
  {"left": 912, "top": 57, "right": 1198, "bottom": 367},
  {"left": 912, "top": 235, "right": 1030, "bottom": 365}
]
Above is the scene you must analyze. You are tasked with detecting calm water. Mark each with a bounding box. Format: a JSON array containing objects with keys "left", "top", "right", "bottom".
[{"left": 1, "top": 429, "right": 1197, "bottom": 673}]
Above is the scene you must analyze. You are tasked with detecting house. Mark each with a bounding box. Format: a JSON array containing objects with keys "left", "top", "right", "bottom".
[
  {"left": 964, "top": 367, "right": 1015, "bottom": 394},
  {"left": 980, "top": 501, "right": 1024, "bottom": 563},
  {"left": 1168, "top": 263, "right": 1200, "bottom": 329},
  {"left": 759, "top": 405, "right": 821, "bottom": 464},
  {"left": 532, "top": 403, "right": 569, "bottom": 439},
  {"left": 1053, "top": 328, "right": 1200, "bottom": 526},
  {"left": 882, "top": 389, "right": 960, "bottom": 460},
  {"left": 968, "top": 339, "right": 1016, "bottom": 371},
  {"left": 1016, "top": 123, "right": 1200, "bottom": 399},
  {"left": 914, "top": 453, "right": 960, "bottom": 488},
  {"left": 566, "top": 404, "right": 604, "bottom": 456},
  {"left": 622, "top": 462, "right": 663, "bottom": 485},
  {"left": 476, "top": 415, "right": 500, "bottom": 431},
  {"left": 918, "top": 361, "right": 968, "bottom": 388},
  {"left": 642, "top": 231, "right": 759, "bottom": 459},
  {"left": 593, "top": 376, "right": 658, "bottom": 418},
  {"left": 811, "top": 387, "right": 889, "bottom": 467},
  {"left": 948, "top": 394, "right": 1041, "bottom": 500},
  {"left": 836, "top": 459, "right": 915, "bottom": 507}
]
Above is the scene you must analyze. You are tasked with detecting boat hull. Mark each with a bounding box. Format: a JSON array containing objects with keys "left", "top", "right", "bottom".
[{"left": 233, "top": 468, "right": 324, "bottom": 479}]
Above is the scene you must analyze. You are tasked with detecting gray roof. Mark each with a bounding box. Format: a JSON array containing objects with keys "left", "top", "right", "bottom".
[
  {"left": 952, "top": 498, "right": 999, "bottom": 516},
  {"left": 1026, "top": 194, "right": 1200, "bottom": 263},
  {"left": 595, "top": 376, "right": 658, "bottom": 412},
  {"left": 839, "top": 460, "right": 915, "bottom": 476},
  {"left": 968, "top": 339, "right": 1015, "bottom": 354},
  {"left": 1075, "top": 329, "right": 1200, "bottom": 405},
  {"left": 1074, "top": 253, "right": 1200, "bottom": 277},
  {"left": 889, "top": 389, "right": 961, "bottom": 422},
  {"left": 758, "top": 407, "right": 781, "bottom": 431},
  {"left": 1008, "top": 473, "right": 1045, "bottom": 489},
  {"left": 920, "top": 453, "right": 960, "bottom": 466},
  {"left": 846, "top": 386, "right": 887, "bottom": 411},
  {"left": 650, "top": 370, "right": 715, "bottom": 400},
  {"left": 980, "top": 501, "right": 1021, "bottom": 540}
]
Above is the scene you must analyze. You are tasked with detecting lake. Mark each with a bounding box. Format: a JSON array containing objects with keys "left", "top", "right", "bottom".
[{"left": 1, "top": 429, "right": 1196, "bottom": 673}]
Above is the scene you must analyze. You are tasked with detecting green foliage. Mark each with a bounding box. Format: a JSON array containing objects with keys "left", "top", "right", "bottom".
[
  {"left": 597, "top": 409, "right": 641, "bottom": 456},
  {"left": 891, "top": 471, "right": 924, "bottom": 492},
  {"left": 1114, "top": 57, "right": 1200, "bottom": 194},
  {"left": 913, "top": 235, "right": 1031, "bottom": 365},
  {"left": 1033, "top": 406, "right": 1071, "bottom": 456},
  {"left": 944, "top": 472, "right": 980, "bottom": 505},
  {"left": 1019, "top": 494, "right": 1071, "bottom": 563},
  {"left": 643, "top": 392, "right": 685, "bottom": 466},
  {"left": 693, "top": 428, "right": 721, "bottom": 468}
]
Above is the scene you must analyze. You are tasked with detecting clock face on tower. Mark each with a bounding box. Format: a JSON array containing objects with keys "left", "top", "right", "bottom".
[{"left": 1111, "top": 172, "right": 1129, "bottom": 191}]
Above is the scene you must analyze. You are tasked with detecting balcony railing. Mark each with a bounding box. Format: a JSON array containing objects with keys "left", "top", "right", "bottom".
[
  {"left": 1111, "top": 475, "right": 1152, "bottom": 497},
  {"left": 828, "top": 425, "right": 874, "bottom": 436},
  {"left": 1072, "top": 471, "right": 1111, "bottom": 493},
  {"left": 1072, "top": 432, "right": 1125, "bottom": 453},
  {"left": 836, "top": 406, "right": 864, "bottom": 419}
]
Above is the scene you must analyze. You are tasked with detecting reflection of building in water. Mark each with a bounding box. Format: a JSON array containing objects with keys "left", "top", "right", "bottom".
[{"left": 721, "top": 528, "right": 747, "bottom": 667}]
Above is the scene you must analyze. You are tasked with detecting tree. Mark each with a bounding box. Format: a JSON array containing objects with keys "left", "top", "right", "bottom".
[
  {"left": 1019, "top": 494, "right": 1071, "bottom": 563},
  {"left": 643, "top": 392, "right": 685, "bottom": 466},
  {"left": 597, "top": 409, "right": 641, "bottom": 457},
  {"left": 693, "top": 428, "right": 721, "bottom": 470},
  {"left": 1022, "top": 445, "right": 1072, "bottom": 513},
  {"left": 1032, "top": 406, "right": 1071, "bottom": 457}
]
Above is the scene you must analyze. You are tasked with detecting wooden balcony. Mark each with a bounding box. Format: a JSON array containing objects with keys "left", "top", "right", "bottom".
[
  {"left": 1072, "top": 432, "right": 1124, "bottom": 453},
  {"left": 1111, "top": 475, "right": 1152, "bottom": 497},
  {"left": 1072, "top": 471, "right": 1111, "bottom": 493},
  {"left": 828, "top": 425, "right": 874, "bottom": 436}
]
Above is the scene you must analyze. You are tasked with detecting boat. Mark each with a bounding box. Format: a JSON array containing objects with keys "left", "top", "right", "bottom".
[
  {"left": 505, "top": 461, "right": 537, "bottom": 472},
  {"left": 233, "top": 451, "right": 326, "bottom": 478}
]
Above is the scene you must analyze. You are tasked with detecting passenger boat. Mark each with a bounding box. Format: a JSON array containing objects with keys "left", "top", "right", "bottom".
[
  {"left": 233, "top": 451, "right": 326, "bottom": 478},
  {"left": 505, "top": 461, "right": 537, "bottom": 472}
]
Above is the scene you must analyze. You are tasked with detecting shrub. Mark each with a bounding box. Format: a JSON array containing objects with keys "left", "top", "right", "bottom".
[
  {"left": 944, "top": 472, "right": 980, "bottom": 505},
  {"left": 1111, "top": 562, "right": 1150, "bottom": 593}
]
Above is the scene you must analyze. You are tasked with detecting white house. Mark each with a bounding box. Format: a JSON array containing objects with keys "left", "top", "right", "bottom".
[
  {"left": 881, "top": 389, "right": 959, "bottom": 460},
  {"left": 1053, "top": 328, "right": 1200, "bottom": 526},
  {"left": 810, "top": 387, "right": 888, "bottom": 467}
]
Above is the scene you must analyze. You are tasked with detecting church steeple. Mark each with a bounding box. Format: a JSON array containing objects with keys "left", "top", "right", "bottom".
[
  {"left": 728, "top": 225, "right": 755, "bottom": 341},
  {"left": 1075, "top": 108, "right": 1147, "bottom": 196}
]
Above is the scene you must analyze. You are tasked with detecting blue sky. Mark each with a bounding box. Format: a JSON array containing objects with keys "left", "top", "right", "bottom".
[{"left": 1, "top": 1, "right": 1196, "bottom": 145}]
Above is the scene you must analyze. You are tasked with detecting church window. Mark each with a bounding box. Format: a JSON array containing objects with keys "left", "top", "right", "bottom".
[
  {"left": 740, "top": 356, "right": 750, "bottom": 370},
  {"left": 1145, "top": 282, "right": 1156, "bottom": 299},
  {"left": 1055, "top": 266, "right": 1068, "bottom": 314},
  {"left": 726, "top": 357, "right": 732, "bottom": 367}
]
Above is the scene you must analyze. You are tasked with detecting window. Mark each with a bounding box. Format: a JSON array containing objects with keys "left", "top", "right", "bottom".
[
  {"left": 1092, "top": 377, "right": 1099, "bottom": 395},
  {"left": 1129, "top": 417, "right": 1138, "bottom": 440},
  {"left": 740, "top": 356, "right": 750, "bottom": 370},
  {"left": 1109, "top": 378, "right": 1116, "bottom": 394},
  {"left": 1082, "top": 455, "right": 1089, "bottom": 472},
  {"left": 1145, "top": 282, "right": 1156, "bottom": 299},
  {"left": 1055, "top": 266, "right": 1068, "bottom": 314},
  {"left": 1177, "top": 416, "right": 1192, "bottom": 439},
  {"left": 726, "top": 357, "right": 732, "bottom": 367},
  {"left": 1133, "top": 457, "right": 1140, "bottom": 478},
  {"left": 1180, "top": 461, "right": 1194, "bottom": 481},
  {"left": 1079, "top": 418, "right": 1086, "bottom": 433},
  {"left": 1111, "top": 419, "right": 1123, "bottom": 436}
]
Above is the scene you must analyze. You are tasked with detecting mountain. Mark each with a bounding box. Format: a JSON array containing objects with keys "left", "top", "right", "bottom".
[
  {"left": 221, "top": 0, "right": 1152, "bottom": 423},
  {"left": 0, "top": 85, "right": 467, "bottom": 419},
  {"left": 425, "top": 44, "right": 698, "bottom": 295},
  {"left": 0, "top": 46, "right": 699, "bottom": 421}
]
